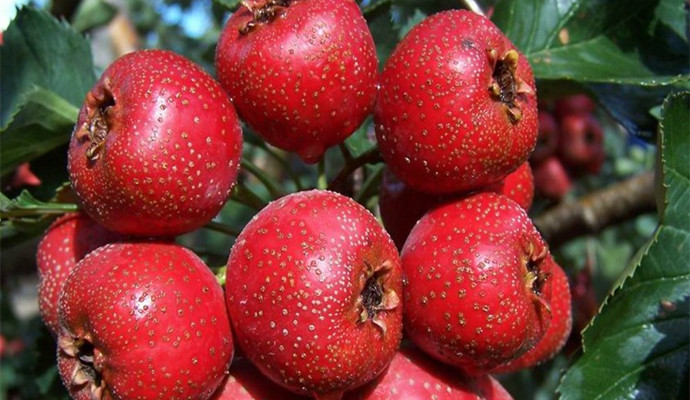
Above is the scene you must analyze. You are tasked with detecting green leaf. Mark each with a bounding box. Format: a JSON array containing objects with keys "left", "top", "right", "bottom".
[
  {"left": 493, "top": 0, "right": 689, "bottom": 85},
  {"left": 344, "top": 117, "right": 375, "bottom": 157},
  {"left": 0, "top": 6, "right": 96, "bottom": 128},
  {"left": 655, "top": 0, "right": 688, "bottom": 41},
  {"left": 70, "top": 0, "right": 117, "bottom": 32},
  {"left": 0, "top": 87, "right": 79, "bottom": 177},
  {"left": 0, "top": 190, "right": 78, "bottom": 215},
  {"left": 559, "top": 92, "right": 690, "bottom": 400},
  {"left": 213, "top": 0, "right": 242, "bottom": 11}
]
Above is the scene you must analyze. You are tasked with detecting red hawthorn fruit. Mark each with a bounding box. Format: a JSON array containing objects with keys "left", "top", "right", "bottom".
[
  {"left": 225, "top": 190, "right": 403, "bottom": 400},
  {"left": 566, "top": 263, "right": 599, "bottom": 355},
  {"left": 379, "top": 162, "right": 533, "bottom": 250},
  {"left": 345, "top": 346, "right": 514, "bottom": 400},
  {"left": 554, "top": 94, "right": 595, "bottom": 120},
  {"left": 530, "top": 110, "right": 559, "bottom": 165},
  {"left": 215, "top": 0, "right": 378, "bottom": 163},
  {"left": 0, "top": 336, "right": 26, "bottom": 359},
  {"left": 492, "top": 257, "right": 572, "bottom": 373},
  {"left": 401, "top": 192, "right": 553, "bottom": 375},
  {"left": 9, "top": 162, "right": 42, "bottom": 189},
  {"left": 211, "top": 358, "right": 309, "bottom": 400},
  {"left": 485, "top": 162, "right": 534, "bottom": 211},
  {"left": 36, "top": 213, "right": 127, "bottom": 336},
  {"left": 375, "top": 10, "right": 538, "bottom": 194},
  {"left": 68, "top": 49, "right": 243, "bottom": 237},
  {"left": 533, "top": 157, "right": 572, "bottom": 202},
  {"left": 558, "top": 114, "right": 605, "bottom": 175},
  {"left": 57, "top": 242, "right": 233, "bottom": 400},
  {"left": 378, "top": 168, "right": 450, "bottom": 250}
]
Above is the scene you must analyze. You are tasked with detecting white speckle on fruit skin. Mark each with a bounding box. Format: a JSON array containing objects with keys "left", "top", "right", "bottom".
[{"left": 225, "top": 190, "right": 403, "bottom": 398}]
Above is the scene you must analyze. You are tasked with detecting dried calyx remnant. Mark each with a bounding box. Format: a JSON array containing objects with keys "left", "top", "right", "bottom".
[
  {"left": 59, "top": 336, "right": 109, "bottom": 399},
  {"left": 239, "top": 0, "right": 294, "bottom": 34},
  {"left": 524, "top": 240, "right": 548, "bottom": 296},
  {"left": 487, "top": 49, "right": 533, "bottom": 123},
  {"left": 357, "top": 260, "right": 400, "bottom": 335},
  {"left": 77, "top": 87, "right": 115, "bottom": 163}
]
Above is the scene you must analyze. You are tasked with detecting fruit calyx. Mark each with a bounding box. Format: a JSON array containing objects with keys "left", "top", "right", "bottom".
[
  {"left": 76, "top": 81, "right": 115, "bottom": 163},
  {"left": 522, "top": 239, "right": 551, "bottom": 315},
  {"left": 59, "top": 335, "right": 108, "bottom": 399},
  {"left": 488, "top": 49, "right": 533, "bottom": 123},
  {"left": 356, "top": 260, "right": 400, "bottom": 335},
  {"left": 239, "top": 0, "right": 293, "bottom": 34}
]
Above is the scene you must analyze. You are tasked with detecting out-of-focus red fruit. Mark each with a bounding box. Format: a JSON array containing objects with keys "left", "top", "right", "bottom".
[
  {"left": 211, "top": 358, "right": 309, "bottom": 400},
  {"left": 9, "top": 162, "right": 42, "bottom": 188},
  {"left": 375, "top": 10, "right": 538, "bottom": 194},
  {"left": 57, "top": 242, "right": 233, "bottom": 400},
  {"left": 68, "top": 49, "right": 243, "bottom": 237},
  {"left": 554, "top": 94, "right": 595, "bottom": 120},
  {"left": 493, "top": 258, "right": 572, "bottom": 372},
  {"left": 401, "top": 193, "right": 553, "bottom": 375},
  {"left": 531, "top": 111, "right": 559, "bottom": 164},
  {"left": 36, "top": 213, "right": 126, "bottom": 336},
  {"left": 558, "top": 114, "right": 605, "bottom": 174},
  {"left": 533, "top": 157, "right": 572, "bottom": 202},
  {"left": 566, "top": 264, "right": 599, "bottom": 355},
  {"left": 345, "top": 346, "right": 514, "bottom": 399},
  {"left": 226, "top": 190, "right": 403, "bottom": 400},
  {"left": 215, "top": 0, "right": 378, "bottom": 164}
]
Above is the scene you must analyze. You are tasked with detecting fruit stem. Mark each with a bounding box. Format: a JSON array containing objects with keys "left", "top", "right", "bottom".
[
  {"left": 354, "top": 164, "right": 384, "bottom": 204},
  {"left": 204, "top": 221, "right": 241, "bottom": 237},
  {"left": 459, "top": 0, "right": 486, "bottom": 16},
  {"left": 249, "top": 142, "right": 304, "bottom": 190},
  {"left": 230, "top": 184, "right": 267, "bottom": 211},
  {"left": 317, "top": 159, "right": 328, "bottom": 190},
  {"left": 0, "top": 202, "right": 78, "bottom": 219},
  {"left": 339, "top": 143, "right": 353, "bottom": 163},
  {"left": 241, "top": 157, "right": 287, "bottom": 199},
  {"left": 327, "top": 146, "right": 382, "bottom": 193}
]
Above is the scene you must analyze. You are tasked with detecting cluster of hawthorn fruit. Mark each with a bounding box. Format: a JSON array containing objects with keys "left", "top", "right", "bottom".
[{"left": 35, "top": 1, "right": 573, "bottom": 399}]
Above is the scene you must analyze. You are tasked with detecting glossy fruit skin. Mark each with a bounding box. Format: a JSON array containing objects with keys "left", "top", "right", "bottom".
[
  {"left": 375, "top": 10, "right": 538, "bottom": 194},
  {"left": 57, "top": 242, "right": 233, "bottom": 400},
  {"left": 530, "top": 110, "right": 559, "bottom": 164},
  {"left": 401, "top": 192, "right": 552, "bottom": 375},
  {"left": 225, "top": 190, "right": 403, "bottom": 399},
  {"left": 36, "top": 213, "right": 126, "bottom": 336},
  {"left": 379, "top": 162, "right": 533, "bottom": 250},
  {"left": 533, "top": 156, "right": 572, "bottom": 202},
  {"left": 215, "top": 0, "right": 378, "bottom": 163},
  {"left": 558, "top": 114, "right": 604, "bottom": 175},
  {"left": 68, "top": 49, "right": 242, "bottom": 237},
  {"left": 492, "top": 257, "right": 572, "bottom": 373},
  {"left": 211, "top": 358, "right": 309, "bottom": 400},
  {"left": 345, "top": 346, "right": 514, "bottom": 400}
]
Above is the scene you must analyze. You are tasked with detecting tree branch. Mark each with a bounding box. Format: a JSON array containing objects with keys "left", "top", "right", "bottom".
[{"left": 534, "top": 172, "right": 656, "bottom": 247}]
